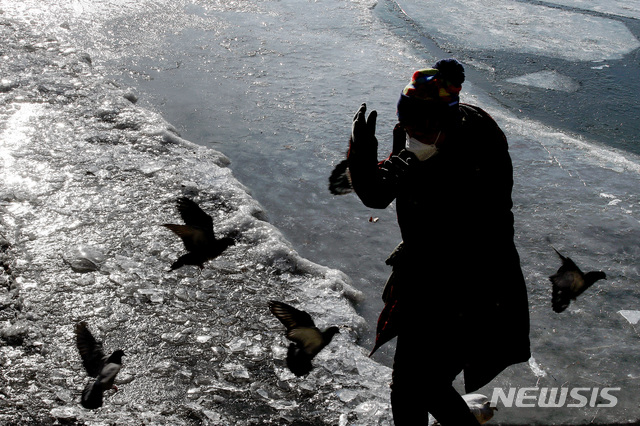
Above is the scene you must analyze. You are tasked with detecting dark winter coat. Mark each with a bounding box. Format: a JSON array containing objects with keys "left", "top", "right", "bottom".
[{"left": 348, "top": 103, "right": 531, "bottom": 393}]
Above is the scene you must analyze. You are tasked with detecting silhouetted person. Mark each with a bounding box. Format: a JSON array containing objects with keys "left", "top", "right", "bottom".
[
  {"left": 550, "top": 247, "right": 606, "bottom": 313},
  {"left": 269, "top": 300, "right": 339, "bottom": 376},
  {"left": 75, "top": 321, "right": 125, "bottom": 409},
  {"left": 345, "top": 59, "right": 530, "bottom": 425},
  {"left": 163, "top": 197, "right": 235, "bottom": 271}
]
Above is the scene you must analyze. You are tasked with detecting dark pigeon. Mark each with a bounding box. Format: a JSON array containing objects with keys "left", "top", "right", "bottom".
[
  {"left": 268, "top": 300, "right": 340, "bottom": 376},
  {"left": 549, "top": 247, "right": 607, "bottom": 313},
  {"left": 162, "top": 197, "right": 235, "bottom": 271},
  {"left": 75, "top": 321, "right": 125, "bottom": 409},
  {"left": 328, "top": 159, "right": 353, "bottom": 195}
]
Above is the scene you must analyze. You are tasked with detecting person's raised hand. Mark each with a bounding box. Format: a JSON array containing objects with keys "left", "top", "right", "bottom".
[{"left": 351, "top": 103, "right": 378, "bottom": 150}]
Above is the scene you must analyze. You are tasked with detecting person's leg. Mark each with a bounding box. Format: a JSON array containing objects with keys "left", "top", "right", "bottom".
[
  {"left": 390, "top": 337, "right": 429, "bottom": 425},
  {"left": 390, "top": 333, "right": 480, "bottom": 426}
]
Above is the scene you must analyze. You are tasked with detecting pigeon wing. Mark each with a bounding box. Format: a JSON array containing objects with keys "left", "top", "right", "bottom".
[
  {"left": 558, "top": 257, "right": 581, "bottom": 278},
  {"left": 287, "top": 327, "right": 325, "bottom": 356},
  {"left": 328, "top": 159, "right": 353, "bottom": 195},
  {"left": 552, "top": 246, "right": 569, "bottom": 262},
  {"left": 549, "top": 269, "right": 581, "bottom": 290},
  {"left": 550, "top": 276, "right": 573, "bottom": 313},
  {"left": 176, "top": 197, "right": 214, "bottom": 231},
  {"left": 75, "top": 322, "right": 106, "bottom": 377},
  {"left": 162, "top": 224, "right": 207, "bottom": 252},
  {"left": 269, "top": 301, "right": 316, "bottom": 330},
  {"left": 552, "top": 248, "right": 582, "bottom": 277}
]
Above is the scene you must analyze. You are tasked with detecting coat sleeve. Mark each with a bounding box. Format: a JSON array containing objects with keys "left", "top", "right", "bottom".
[{"left": 347, "top": 123, "right": 407, "bottom": 209}]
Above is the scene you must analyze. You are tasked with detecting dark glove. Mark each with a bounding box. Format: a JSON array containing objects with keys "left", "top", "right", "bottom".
[
  {"left": 350, "top": 103, "right": 378, "bottom": 152},
  {"left": 380, "top": 149, "right": 417, "bottom": 182}
]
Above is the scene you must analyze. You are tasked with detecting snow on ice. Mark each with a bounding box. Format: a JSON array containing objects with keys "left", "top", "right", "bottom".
[{"left": 0, "top": 15, "right": 391, "bottom": 426}]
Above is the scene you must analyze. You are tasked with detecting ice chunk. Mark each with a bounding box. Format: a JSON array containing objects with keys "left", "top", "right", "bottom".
[
  {"left": 222, "top": 363, "right": 250, "bottom": 381},
  {"left": 336, "top": 388, "right": 360, "bottom": 404},
  {"left": 137, "top": 288, "right": 165, "bottom": 304},
  {"left": 203, "top": 410, "right": 223, "bottom": 421},
  {"left": 507, "top": 71, "right": 580, "bottom": 92},
  {"left": 161, "top": 331, "right": 189, "bottom": 344},
  {"left": 50, "top": 407, "right": 77, "bottom": 420},
  {"left": 528, "top": 357, "right": 547, "bottom": 378},
  {"left": 151, "top": 361, "right": 179, "bottom": 375},
  {"left": 268, "top": 399, "right": 298, "bottom": 410},
  {"left": 618, "top": 310, "right": 640, "bottom": 325},
  {"left": 62, "top": 244, "right": 106, "bottom": 272},
  {"left": 196, "top": 335, "right": 212, "bottom": 343},
  {"left": 226, "top": 337, "right": 251, "bottom": 352},
  {"left": 353, "top": 400, "right": 390, "bottom": 418}
]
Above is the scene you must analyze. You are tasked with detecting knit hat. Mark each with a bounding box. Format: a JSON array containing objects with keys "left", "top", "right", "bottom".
[{"left": 397, "top": 58, "right": 465, "bottom": 125}]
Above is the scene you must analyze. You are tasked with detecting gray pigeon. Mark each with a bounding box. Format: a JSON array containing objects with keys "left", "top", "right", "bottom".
[
  {"left": 163, "top": 197, "right": 235, "bottom": 271},
  {"left": 463, "top": 394, "right": 498, "bottom": 424},
  {"left": 549, "top": 247, "right": 606, "bottom": 313},
  {"left": 269, "top": 300, "right": 339, "bottom": 376},
  {"left": 75, "top": 321, "right": 125, "bottom": 409}
]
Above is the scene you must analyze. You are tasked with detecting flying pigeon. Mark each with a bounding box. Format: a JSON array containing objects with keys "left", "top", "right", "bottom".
[
  {"left": 328, "top": 159, "right": 353, "bottom": 195},
  {"left": 75, "top": 321, "right": 125, "bottom": 409},
  {"left": 162, "top": 197, "right": 235, "bottom": 271},
  {"left": 268, "top": 300, "right": 340, "bottom": 376},
  {"left": 432, "top": 394, "right": 497, "bottom": 425},
  {"left": 549, "top": 247, "right": 607, "bottom": 313}
]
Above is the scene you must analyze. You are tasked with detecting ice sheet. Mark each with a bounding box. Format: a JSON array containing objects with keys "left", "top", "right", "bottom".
[{"left": 396, "top": 0, "right": 640, "bottom": 61}]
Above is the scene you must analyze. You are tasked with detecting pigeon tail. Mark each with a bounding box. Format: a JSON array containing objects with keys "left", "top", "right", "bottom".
[
  {"left": 286, "top": 344, "right": 314, "bottom": 377},
  {"left": 81, "top": 380, "right": 104, "bottom": 409},
  {"left": 168, "top": 252, "right": 205, "bottom": 271}
]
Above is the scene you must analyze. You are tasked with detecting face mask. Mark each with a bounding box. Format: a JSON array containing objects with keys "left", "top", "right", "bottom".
[{"left": 405, "top": 132, "right": 439, "bottom": 161}]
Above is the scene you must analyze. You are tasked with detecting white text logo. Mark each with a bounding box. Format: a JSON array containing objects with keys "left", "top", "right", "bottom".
[{"left": 490, "top": 387, "right": 621, "bottom": 408}]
